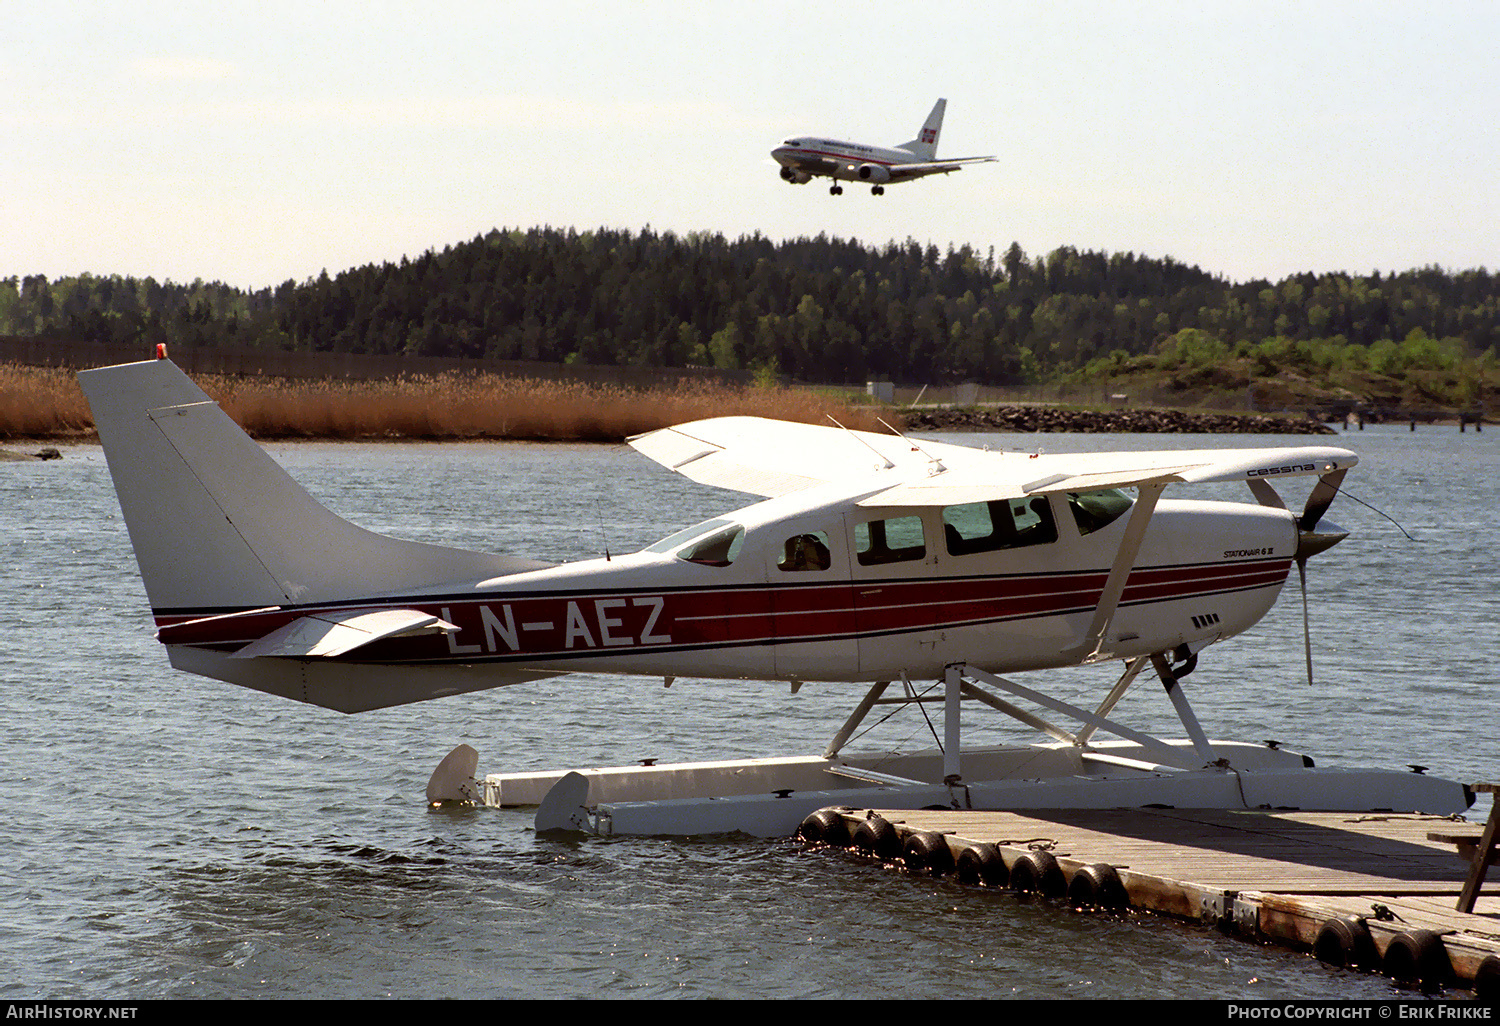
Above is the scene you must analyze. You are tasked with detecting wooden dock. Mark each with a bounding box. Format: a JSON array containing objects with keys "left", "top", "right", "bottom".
[{"left": 807, "top": 805, "right": 1500, "bottom": 995}]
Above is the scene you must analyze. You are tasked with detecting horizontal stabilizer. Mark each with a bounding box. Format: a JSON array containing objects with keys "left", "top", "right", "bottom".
[{"left": 230, "top": 608, "right": 457, "bottom": 659}]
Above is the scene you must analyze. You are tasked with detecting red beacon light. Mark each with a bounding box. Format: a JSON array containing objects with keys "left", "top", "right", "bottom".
[{"left": 155, "top": 343, "right": 168, "bottom": 360}]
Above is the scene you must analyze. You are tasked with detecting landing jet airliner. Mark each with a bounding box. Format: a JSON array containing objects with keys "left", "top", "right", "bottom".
[{"left": 772, "top": 98, "right": 994, "bottom": 195}]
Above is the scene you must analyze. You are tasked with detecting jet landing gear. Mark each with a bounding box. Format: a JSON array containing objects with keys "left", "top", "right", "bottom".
[
  {"left": 871, "top": 186, "right": 885, "bottom": 196},
  {"left": 829, "top": 184, "right": 843, "bottom": 195}
]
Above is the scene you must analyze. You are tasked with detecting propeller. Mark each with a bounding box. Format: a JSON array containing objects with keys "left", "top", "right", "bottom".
[
  {"left": 1298, "top": 467, "right": 1348, "bottom": 536},
  {"left": 1293, "top": 468, "right": 1349, "bottom": 687}
]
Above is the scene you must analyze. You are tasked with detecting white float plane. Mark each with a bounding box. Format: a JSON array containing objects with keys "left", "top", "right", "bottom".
[
  {"left": 772, "top": 98, "right": 994, "bottom": 195},
  {"left": 79, "top": 356, "right": 1472, "bottom": 836}
]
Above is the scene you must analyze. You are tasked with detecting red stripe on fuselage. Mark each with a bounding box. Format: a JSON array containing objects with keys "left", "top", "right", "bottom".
[{"left": 151, "top": 559, "right": 1290, "bottom": 661}]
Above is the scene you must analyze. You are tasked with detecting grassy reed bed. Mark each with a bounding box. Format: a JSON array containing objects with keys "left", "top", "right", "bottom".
[
  {"left": 0, "top": 363, "right": 885, "bottom": 442},
  {"left": 0, "top": 364, "right": 95, "bottom": 439}
]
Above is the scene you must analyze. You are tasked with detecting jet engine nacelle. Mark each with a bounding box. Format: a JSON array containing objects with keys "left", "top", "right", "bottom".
[
  {"left": 780, "top": 166, "right": 812, "bottom": 185},
  {"left": 857, "top": 163, "right": 891, "bottom": 184}
]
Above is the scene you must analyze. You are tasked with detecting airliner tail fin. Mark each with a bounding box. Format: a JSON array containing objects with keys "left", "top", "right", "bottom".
[{"left": 898, "top": 97, "right": 946, "bottom": 160}]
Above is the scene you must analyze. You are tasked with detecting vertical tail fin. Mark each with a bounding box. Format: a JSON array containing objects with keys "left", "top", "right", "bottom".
[
  {"left": 79, "top": 359, "right": 548, "bottom": 617},
  {"left": 898, "top": 98, "right": 946, "bottom": 160}
]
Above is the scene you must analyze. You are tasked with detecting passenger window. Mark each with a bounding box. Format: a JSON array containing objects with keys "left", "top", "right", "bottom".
[
  {"left": 942, "top": 498, "right": 1057, "bottom": 556},
  {"left": 1067, "top": 489, "right": 1133, "bottom": 536},
  {"left": 854, "top": 516, "right": 926, "bottom": 566},
  {"left": 778, "top": 531, "right": 831, "bottom": 572},
  {"left": 678, "top": 524, "right": 744, "bottom": 567}
]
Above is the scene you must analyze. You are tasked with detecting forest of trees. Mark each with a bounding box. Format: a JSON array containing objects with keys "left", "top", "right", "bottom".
[{"left": 3, "top": 227, "right": 1496, "bottom": 386}]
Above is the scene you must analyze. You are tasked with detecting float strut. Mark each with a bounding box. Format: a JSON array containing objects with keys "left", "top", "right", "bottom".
[
  {"left": 823, "top": 680, "right": 891, "bottom": 759},
  {"left": 1150, "top": 651, "right": 1218, "bottom": 766},
  {"left": 944, "top": 663, "right": 962, "bottom": 782}
]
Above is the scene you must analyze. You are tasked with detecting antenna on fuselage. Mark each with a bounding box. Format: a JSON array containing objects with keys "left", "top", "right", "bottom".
[{"left": 595, "top": 492, "right": 611, "bottom": 561}]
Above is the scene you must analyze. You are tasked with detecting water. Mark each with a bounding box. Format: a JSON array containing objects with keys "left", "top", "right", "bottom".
[{"left": 3, "top": 425, "right": 1496, "bottom": 999}]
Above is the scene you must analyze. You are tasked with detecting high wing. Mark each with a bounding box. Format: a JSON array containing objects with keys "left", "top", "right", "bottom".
[
  {"left": 627, "top": 417, "right": 1358, "bottom": 504},
  {"left": 628, "top": 416, "right": 985, "bottom": 495},
  {"left": 885, "top": 156, "right": 996, "bottom": 181}
]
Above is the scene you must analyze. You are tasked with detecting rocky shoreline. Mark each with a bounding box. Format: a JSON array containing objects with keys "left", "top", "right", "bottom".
[
  {"left": 902, "top": 406, "right": 1335, "bottom": 434},
  {"left": 0, "top": 446, "right": 63, "bottom": 461}
]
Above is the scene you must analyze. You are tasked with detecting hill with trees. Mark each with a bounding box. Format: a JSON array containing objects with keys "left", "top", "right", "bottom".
[{"left": 3, "top": 227, "right": 1495, "bottom": 409}]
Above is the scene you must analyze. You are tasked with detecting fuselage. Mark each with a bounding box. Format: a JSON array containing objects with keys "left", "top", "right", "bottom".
[
  {"left": 158, "top": 483, "right": 1298, "bottom": 686},
  {"left": 772, "top": 138, "right": 923, "bottom": 185}
]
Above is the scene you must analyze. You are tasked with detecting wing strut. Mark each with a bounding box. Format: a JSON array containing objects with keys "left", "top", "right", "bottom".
[{"left": 1080, "top": 482, "right": 1167, "bottom": 661}]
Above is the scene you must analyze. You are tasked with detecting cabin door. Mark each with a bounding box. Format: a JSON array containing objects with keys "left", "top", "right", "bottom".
[
  {"left": 764, "top": 514, "right": 859, "bottom": 681},
  {"left": 849, "top": 510, "right": 942, "bottom": 679}
]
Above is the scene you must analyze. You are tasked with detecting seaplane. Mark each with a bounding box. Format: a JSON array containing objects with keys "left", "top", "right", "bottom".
[
  {"left": 772, "top": 98, "right": 995, "bottom": 195},
  {"left": 79, "top": 354, "right": 1472, "bottom": 837}
]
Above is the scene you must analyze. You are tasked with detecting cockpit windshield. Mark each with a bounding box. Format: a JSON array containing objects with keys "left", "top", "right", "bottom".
[
  {"left": 676, "top": 524, "right": 744, "bottom": 567},
  {"left": 1067, "top": 489, "right": 1134, "bottom": 535},
  {"left": 644, "top": 518, "right": 732, "bottom": 554},
  {"left": 643, "top": 518, "right": 746, "bottom": 567}
]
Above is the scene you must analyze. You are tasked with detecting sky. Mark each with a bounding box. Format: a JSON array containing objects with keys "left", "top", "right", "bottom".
[{"left": 5, "top": 1, "right": 1498, "bottom": 290}]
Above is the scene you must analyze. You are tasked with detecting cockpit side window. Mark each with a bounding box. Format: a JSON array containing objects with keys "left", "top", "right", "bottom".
[
  {"left": 854, "top": 516, "right": 926, "bottom": 565},
  {"left": 1067, "top": 489, "right": 1133, "bottom": 536},
  {"left": 777, "top": 531, "right": 831, "bottom": 572},
  {"left": 677, "top": 524, "right": 744, "bottom": 567},
  {"left": 942, "top": 498, "right": 1057, "bottom": 556}
]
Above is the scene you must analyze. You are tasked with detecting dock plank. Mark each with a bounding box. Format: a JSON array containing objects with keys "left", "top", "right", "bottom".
[{"left": 875, "top": 807, "right": 1473, "bottom": 893}]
